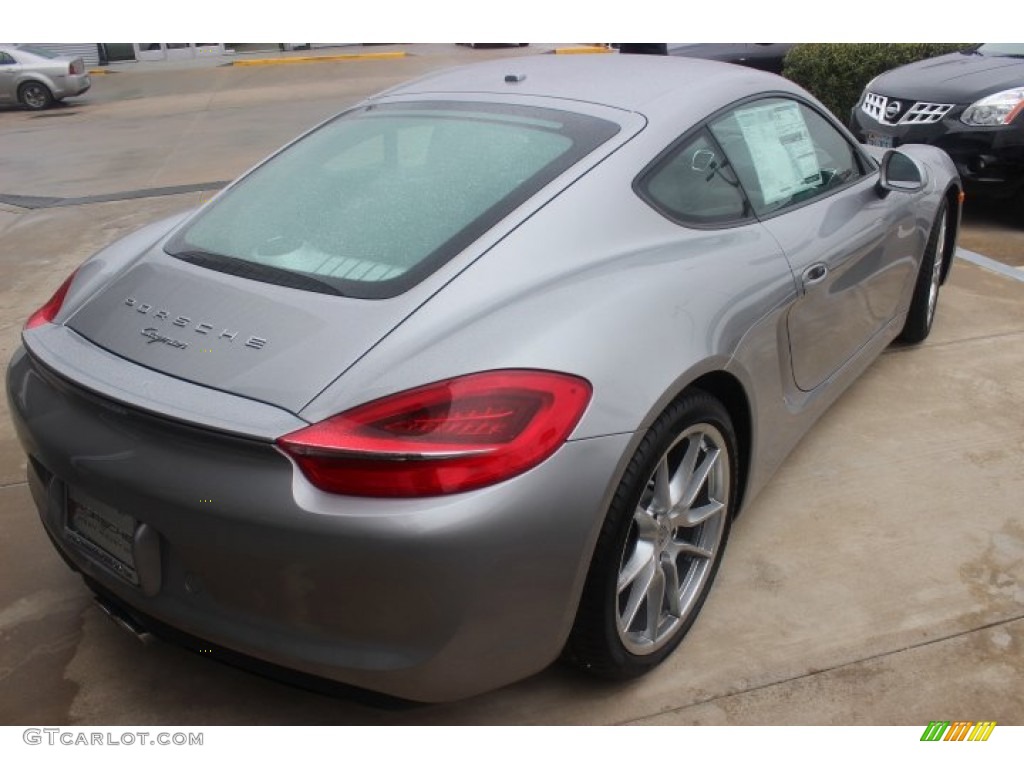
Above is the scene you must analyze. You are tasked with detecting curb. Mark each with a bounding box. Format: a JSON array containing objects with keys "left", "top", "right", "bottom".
[
  {"left": 232, "top": 51, "right": 407, "bottom": 67},
  {"left": 552, "top": 46, "right": 614, "bottom": 55},
  {"left": 955, "top": 247, "right": 1024, "bottom": 283}
]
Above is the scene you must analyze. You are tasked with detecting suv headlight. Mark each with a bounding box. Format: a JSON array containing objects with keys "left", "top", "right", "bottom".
[{"left": 961, "top": 87, "right": 1024, "bottom": 126}]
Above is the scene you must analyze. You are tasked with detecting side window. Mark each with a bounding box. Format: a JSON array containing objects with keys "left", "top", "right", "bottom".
[
  {"left": 0, "top": 52, "right": 16, "bottom": 65},
  {"left": 710, "top": 98, "right": 863, "bottom": 216},
  {"left": 639, "top": 131, "right": 749, "bottom": 225}
]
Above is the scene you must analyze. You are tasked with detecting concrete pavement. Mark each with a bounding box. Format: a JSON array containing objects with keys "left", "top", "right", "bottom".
[
  {"left": 0, "top": 44, "right": 1021, "bottom": 725},
  {"left": 960, "top": 205, "right": 1024, "bottom": 269}
]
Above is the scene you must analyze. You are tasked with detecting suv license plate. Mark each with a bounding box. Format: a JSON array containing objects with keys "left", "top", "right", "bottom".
[{"left": 865, "top": 132, "right": 894, "bottom": 149}]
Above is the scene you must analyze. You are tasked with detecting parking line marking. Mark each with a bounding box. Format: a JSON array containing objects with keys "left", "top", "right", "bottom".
[
  {"left": 553, "top": 46, "right": 614, "bottom": 55},
  {"left": 955, "top": 247, "right": 1024, "bottom": 283},
  {"left": 232, "top": 51, "right": 407, "bottom": 67}
]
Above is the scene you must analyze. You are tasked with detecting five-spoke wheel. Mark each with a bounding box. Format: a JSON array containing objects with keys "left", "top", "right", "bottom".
[
  {"left": 567, "top": 391, "right": 736, "bottom": 677},
  {"left": 616, "top": 423, "right": 729, "bottom": 654},
  {"left": 925, "top": 207, "right": 947, "bottom": 329}
]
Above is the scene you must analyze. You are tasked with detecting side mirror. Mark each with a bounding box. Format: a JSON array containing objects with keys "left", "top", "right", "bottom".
[
  {"left": 877, "top": 149, "right": 926, "bottom": 196},
  {"left": 690, "top": 148, "right": 716, "bottom": 172}
]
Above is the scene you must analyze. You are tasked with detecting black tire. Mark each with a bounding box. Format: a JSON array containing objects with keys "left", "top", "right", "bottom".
[
  {"left": 898, "top": 200, "right": 948, "bottom": 344},
  {"left": 19, "top": 81, "right": 54, "bottom": 111},
  {"left": 565, "top": 390, "right": 737, "bottom": 679}
]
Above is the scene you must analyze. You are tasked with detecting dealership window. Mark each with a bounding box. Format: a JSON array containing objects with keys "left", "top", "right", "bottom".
[{"left": 133, "top": 44, "right": 224, "bottom": 61}]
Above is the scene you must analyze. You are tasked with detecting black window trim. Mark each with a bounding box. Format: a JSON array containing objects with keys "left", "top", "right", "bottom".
[{"left": 633, "top": 90, "right": 878, "bottom": 229}]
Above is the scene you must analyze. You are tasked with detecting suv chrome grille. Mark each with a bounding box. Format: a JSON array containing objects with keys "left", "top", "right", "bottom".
[
  {"left": 861, "top": 92, "right": 954, "bottom": 126},
  {"left": 862, "top": 92, "right": 888, "bottom": 122}
]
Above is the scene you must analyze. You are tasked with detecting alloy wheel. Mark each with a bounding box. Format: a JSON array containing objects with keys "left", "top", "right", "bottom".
[
  {"left": 926, "top": 210, "right": 947, "bottom": 326},
  {"left": 615, "top": 423, "right": 730, "bottom": 655}
]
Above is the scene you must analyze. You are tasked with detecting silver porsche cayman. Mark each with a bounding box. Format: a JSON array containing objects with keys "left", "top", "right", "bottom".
[{"left": 6, "top": 54, "right": 961, "bottom": 702}]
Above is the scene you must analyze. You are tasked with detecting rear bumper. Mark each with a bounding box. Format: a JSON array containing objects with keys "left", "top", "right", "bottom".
[
  {"left": 50, "top": 73, "right": 91, "bottom": 99},
  {"left": 851, "top": 106, "right": 1024, "bottom": 200},
  {"left": 6, "top": 343, "right": 629, "bottom": 702}
]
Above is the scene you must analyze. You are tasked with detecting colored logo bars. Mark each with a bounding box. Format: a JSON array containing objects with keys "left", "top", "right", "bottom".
[{"left": 920, "top": 721, "right": 996, "bottom": 742}]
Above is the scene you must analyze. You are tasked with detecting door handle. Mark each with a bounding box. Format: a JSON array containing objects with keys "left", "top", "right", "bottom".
[{"left": 801, "top": 263, "right": 828, "bottom": 290}]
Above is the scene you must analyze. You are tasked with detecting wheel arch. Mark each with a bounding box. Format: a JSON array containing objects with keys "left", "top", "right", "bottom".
[
  {"left": 685, "top": 370, "right": 753, "bottom": 516},
  {"left": 939, "top": 182, "right": 962, "bottom": 285},
  {"left": 564, "top": 370, "right": 753, "bottom": 673},
  {"left": 17, "top": 78, "right": 54, "bottom": 105}
]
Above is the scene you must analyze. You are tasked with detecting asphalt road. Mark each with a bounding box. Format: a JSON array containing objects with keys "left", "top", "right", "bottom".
[{"left": 1, "top": 45, "right": 1022, "bottom": 725}]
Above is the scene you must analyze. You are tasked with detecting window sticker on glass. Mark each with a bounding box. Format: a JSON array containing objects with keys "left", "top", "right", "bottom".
[{"left": 734, "top": 102, "right": 821, "bottom": 206}]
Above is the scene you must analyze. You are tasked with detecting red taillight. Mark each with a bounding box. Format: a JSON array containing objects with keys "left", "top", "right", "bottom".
[
  {"left": 276, "top": 370, "right": 592, "bottom": 497},
  {"left": 69, "top": 60, "right": 83, "bottom": 75},
  {"left": 24, "top": 271, "right": 77, "bottom": 330}
]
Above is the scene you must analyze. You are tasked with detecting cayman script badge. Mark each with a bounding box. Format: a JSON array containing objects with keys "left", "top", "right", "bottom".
[
  {"left": 141, "top": 328, "right": 189, "bottom": 349},
  {"left": 125, "top": 298, "right": 268, "bottom": 350}
]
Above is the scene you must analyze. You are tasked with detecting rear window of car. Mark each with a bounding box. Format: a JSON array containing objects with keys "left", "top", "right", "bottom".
[
  {"left": 165, "top": 101, "right": 620, "bottom": 298},
  {"left": 16, "top": 45, "right": 60, "bottom": 58}
]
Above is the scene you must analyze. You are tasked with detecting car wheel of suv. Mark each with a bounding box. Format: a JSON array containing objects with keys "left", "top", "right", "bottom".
[
  {"left": 898, "top": 201, "right": 948, "bottom": 344},
  {"left": 19, "top": 81, "right": 54, "bottom": 111},
  {"left": 566, "top": 390, "right": 736, "bottom": 678}
]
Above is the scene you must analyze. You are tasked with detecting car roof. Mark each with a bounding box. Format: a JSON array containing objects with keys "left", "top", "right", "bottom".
[
  {"left": 0, "top": 44, "right": 55, "bottom": 60},
  {"left": 381, "top": 54, "right": 803, "bottom": 120}
]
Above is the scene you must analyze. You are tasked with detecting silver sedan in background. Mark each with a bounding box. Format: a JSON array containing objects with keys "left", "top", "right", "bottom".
[
  {"left": 7, "top": 55, "right": 960, "bottom": 701},
  {"left": 0, "top": 44, "right": 91, "bottom": 110}
]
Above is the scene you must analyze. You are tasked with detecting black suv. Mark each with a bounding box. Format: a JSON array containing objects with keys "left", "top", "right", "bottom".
[
  {"left": 850, "top": 44, "right": 1024, "bottom": 209},
  {"left": 617, "top": 44, "right": 794, "bottom": 74}
]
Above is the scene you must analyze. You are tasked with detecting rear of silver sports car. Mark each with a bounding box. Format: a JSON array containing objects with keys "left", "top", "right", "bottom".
[
  {"left": 4, "top": 97, "right": 638, "bottom": 702},
  {"left": 7, "top": 328, "right": 629, "bottom": 701}
]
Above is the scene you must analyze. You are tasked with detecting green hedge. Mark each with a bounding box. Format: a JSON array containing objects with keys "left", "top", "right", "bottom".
[{"left": 782, "top": 44, "right": 971, "bottom": 123}]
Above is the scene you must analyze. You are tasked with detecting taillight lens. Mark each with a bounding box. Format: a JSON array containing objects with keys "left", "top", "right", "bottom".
[
  {"left": 24, "top": 271, "right": 77, "bottom": 330},
  {"left": 276, "top": 370, "right": 592, "bottom": 497},
  {"left": 69, "top": 60, "right": 84, "bottom": 75}
]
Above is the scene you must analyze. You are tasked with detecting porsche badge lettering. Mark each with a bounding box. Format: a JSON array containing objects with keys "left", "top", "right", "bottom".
[{"left": 126, "top": 297, "right": 267, "bottom": 350}]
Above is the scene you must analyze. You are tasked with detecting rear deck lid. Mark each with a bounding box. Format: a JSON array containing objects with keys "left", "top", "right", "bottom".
[{"left": 64, "top": 254, "right": 426, "bottom": 412}]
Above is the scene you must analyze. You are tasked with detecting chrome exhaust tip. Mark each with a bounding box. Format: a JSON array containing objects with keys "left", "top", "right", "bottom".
[{"left": 93, "top": 595, "right": 153, "bottom": 645}]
